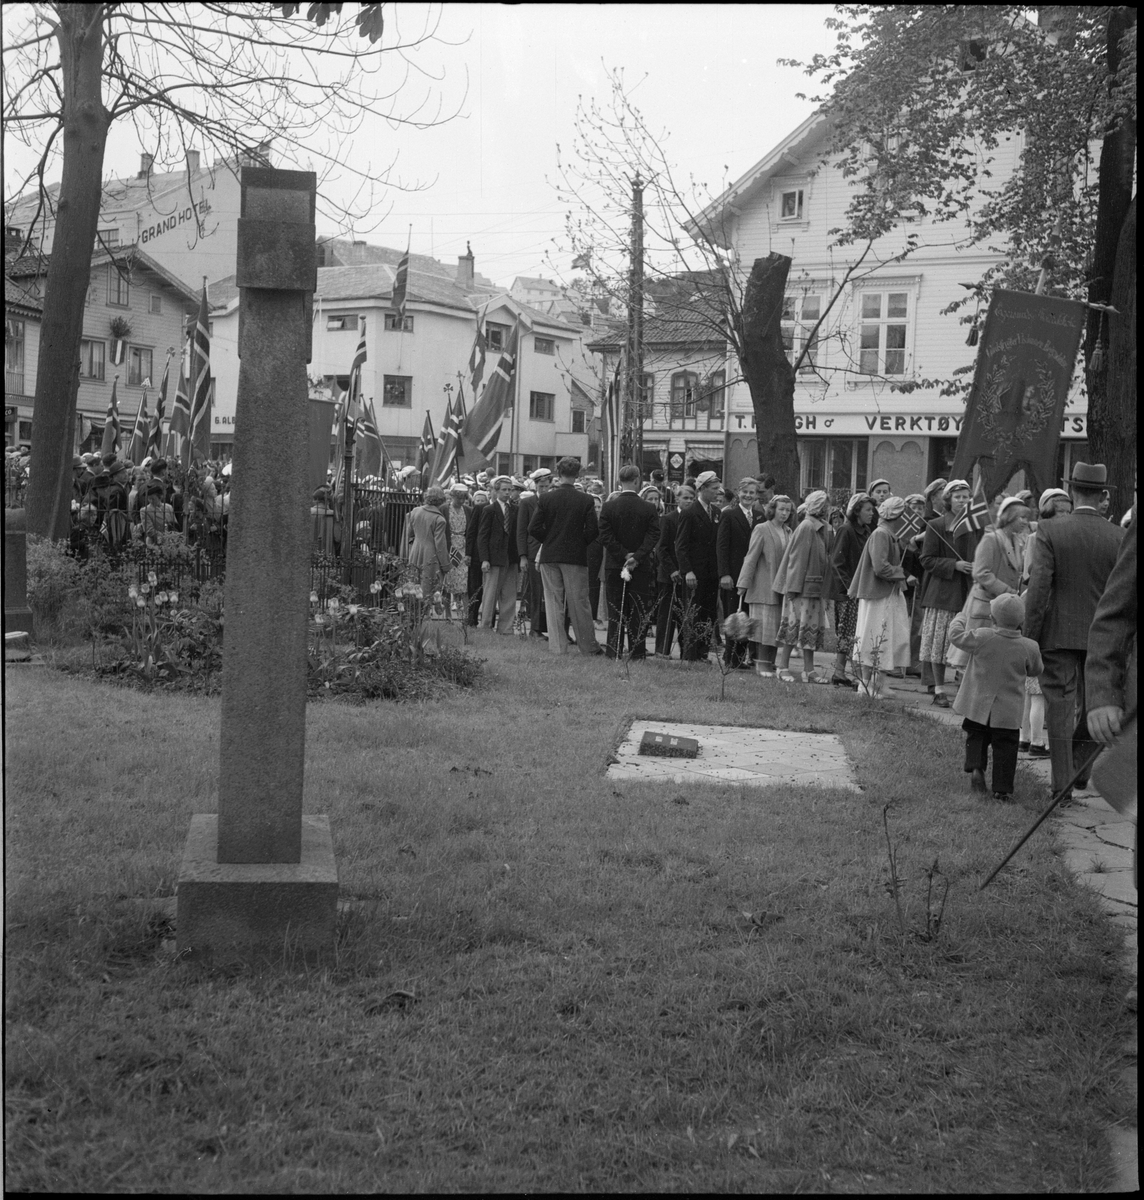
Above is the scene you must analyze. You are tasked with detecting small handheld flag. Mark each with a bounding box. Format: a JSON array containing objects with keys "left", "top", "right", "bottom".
[{"left": 949, "top": 476, "right": 991, "bottom": 537}]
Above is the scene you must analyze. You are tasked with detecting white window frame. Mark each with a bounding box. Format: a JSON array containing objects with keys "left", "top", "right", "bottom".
[
  {"left": 528, "top": 390, "right": 555, "bottom": 422},
  {"left": 327, "top": 313, "right": 359, "bottom": 332},
  {"left": 533, "top": 336, "right": 555, "bottom": 355},
  {"left": 382, "top": 374, "right": 413, "bottom": 407},
  {"left": 79, "top": 338, "right": 106, "bottom": 381},
  {"left": 782, "top": 292, "right": 824, "bottom": 374},
  {"left": 383, "top": 312, "right": 413, "bottom": 332},
  {"left": 127, "top": 345, "right": 153, "bottom": 386},
  {"left": 798, "top": 437, "right": 869, "bottom": 496},
  {"left": 847, "top": 278, "right": 920, "bottom": 385},
  {"left": 779, "top": 188, "right": 805, "bottom": 222},
  {"left": 857, "top": 288, "right": 911, "bottom": 377},
  {"left": 149, "top": 294, "right": 162, "bottom": 315}
]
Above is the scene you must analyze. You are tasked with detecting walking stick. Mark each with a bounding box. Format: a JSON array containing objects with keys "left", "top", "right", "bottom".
[
  {"left": 663, "top": 579, "right": 679, "bottom": 657},
  {"left": 979, "top": 743, "right": 1105, "bottom": 890}
]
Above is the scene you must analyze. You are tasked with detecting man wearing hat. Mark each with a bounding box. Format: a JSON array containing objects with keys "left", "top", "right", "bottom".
[
  {"left": 1024, "top": 463, "right": 1124, "bottom": 801},
  {"left": 717, "top": 477, "right": 760, "bottom": 669},
  {"left": 598, "top": 465, "right": 660, "bottom": 659},
  {"left": 477, "top": 476, "right": 521, "bottom": 634},
  {"left": 517, "top": 467, "right": 553, "bottom": 638},
  {"left": 675, "top": 470, "right": 722, "bottom": 661}
]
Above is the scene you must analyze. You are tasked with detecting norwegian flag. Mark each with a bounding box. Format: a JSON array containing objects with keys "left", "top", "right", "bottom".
[
  {"left": 895, "top": 506, "right": 926, "bottom": 543},
  {"left": 949, "top": 476, "right": 992, "bottom": 537}
]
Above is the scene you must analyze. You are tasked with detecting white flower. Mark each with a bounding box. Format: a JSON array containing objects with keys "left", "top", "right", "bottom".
[
  {"left": 310, "top": 592, "right": 319, "bottom": 604},
  {"left": 369, "top": 581, "right": 382, "bottom": 594},
  {"left": 313, "top": 613, "right": 326, "bottom": 626},
  {"left": 328, "top": 597, "right": 340, "bottom": 611},
  {"left": 168, "top": 591, "right": 179, "bottom": 605},
  {"left": 433, "top": 591, "right": 443, "bottom": 604},
  {"left": 156, "top": 591, "right": 168, "bottom": 605},
  {"left": 147, "top": 571, "right": 158, "bottom": 586},
  {"left": 397, "top": 602, "right": 405, "bottom": 612},
  {"left": 140, "top": 582, "right": 151, "bottom": 595},
  {"left": 347, "top": 604, "right": 360, "bottom": 616},
  {"left": 136, "top": 598, "right": 146, "bottom": 608},
  {"left": 128, "top": 585, "right": 139, "bottom": 600}
]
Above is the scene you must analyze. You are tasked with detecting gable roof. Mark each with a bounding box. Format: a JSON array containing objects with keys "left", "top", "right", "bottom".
[
  {"left": 6, "top": 243, "right": 199, "bottom": 308},
  {"left": 5, "top": 276, "right": 43, "bottom": 316},
  {"left": 686, "top": 111, "right": 830, "bottom": 248},
  {"left": 318, "top": 237, "right": 499, "bottom": 292}
]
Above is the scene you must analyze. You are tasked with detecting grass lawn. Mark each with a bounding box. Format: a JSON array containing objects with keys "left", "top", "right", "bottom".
[{"left": 4, "top": 638, "right": 1134, "bottom": 1193}]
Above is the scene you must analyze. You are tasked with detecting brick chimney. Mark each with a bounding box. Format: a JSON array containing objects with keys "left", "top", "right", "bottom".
[
  {"left": 185, "top": 150, "right": 200, "bottom": 176},
  {"left": 457, "top": 241, "right": 475, "bottom": 292},
  {"left": 351, "top": 240, "right": 368, "bottom": 264},
  {"left": 138, "top": 152, "right": 154, "bottom": 179}
]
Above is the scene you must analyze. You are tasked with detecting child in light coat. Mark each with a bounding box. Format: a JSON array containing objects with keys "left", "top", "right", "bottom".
[{"left": 949, "top": 592, "right": 1044, "bottom": 800}]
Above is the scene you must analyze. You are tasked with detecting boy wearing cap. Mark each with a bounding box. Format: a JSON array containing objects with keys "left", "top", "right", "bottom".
[{"left": 949, "top": 593, "right": 1044, "bottom": 800}]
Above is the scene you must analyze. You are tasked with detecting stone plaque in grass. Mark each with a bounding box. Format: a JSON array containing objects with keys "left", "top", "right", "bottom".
[{"left": 639, "top": 731, "right": 699, "bottom": 758}]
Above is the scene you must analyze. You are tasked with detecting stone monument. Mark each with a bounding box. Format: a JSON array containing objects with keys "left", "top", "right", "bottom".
[{"left": 177, "top": 168, "right": 338, "bottom": 963}]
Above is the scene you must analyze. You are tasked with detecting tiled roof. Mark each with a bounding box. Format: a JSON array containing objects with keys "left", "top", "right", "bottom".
[
  {"left": 587, "top": 309, "right": 725, "bottom": 350},
  {"left": 6, "top": 243, "right": 199, "bottom": 307},
  {"left": 5, "top": 276, "right": 43, "bottom": 314}
]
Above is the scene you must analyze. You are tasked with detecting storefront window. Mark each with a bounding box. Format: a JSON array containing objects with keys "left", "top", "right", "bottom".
[{"left": 799, "top": 437, "right": 868, "bottom": 496}]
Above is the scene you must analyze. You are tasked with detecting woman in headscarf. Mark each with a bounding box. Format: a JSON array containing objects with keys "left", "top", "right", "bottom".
[
  {"left": 441, "top": 482, "right": 472, "bottom": 618},
  {"left": 918, "top": 479, "right": 979, "bottom": 708},
  {"left": 772, "top": 489, "right": 833, "bottom": 683},
  {"left": 406, "top": 485, "right": 452, "bottom": 597},
  {"left": 868, "top": 478, "right": 892, "bottom": 506},
  {"left": 736, "top": 493, "right": 794, "bottom": 677},
  {"left": 848, "top": 496, "right": 910, "bottom": 699},
  {"left": 827, "top": 492, "right": 875, "bottom": 687}
]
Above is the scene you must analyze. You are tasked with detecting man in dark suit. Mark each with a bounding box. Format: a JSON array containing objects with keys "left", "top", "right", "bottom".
[
  {"left": 1024, "top": 463, "right": 1124, "bottom": 800},
  {"left": 476, "top": 476, "right": 519, "bottom": 634},
  {"left": 516, "top": 468, "right": 552, "bottom": 638},
  {"left": 675, "top": 470, "right": 722, "bottom": 661},
  {"left": 464, "top": 489, "right": 489, "bottom": 625},
  {"left": 598, "top": 464, "right": 661, "bottom": 659},
  {"left": 528, "top": 456, "right": 600, "bottom": 656},
  {"left": 1086, "top": 510, "right": 1136, "bottom": 746},
  {"left": 717, "top": 477, "right": 759, "bottom": 668},
  {"left": 654, "top": 483, "right": 693, "bottom": 657}
]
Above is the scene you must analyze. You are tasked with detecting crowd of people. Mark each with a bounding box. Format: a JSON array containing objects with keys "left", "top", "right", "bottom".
[{"left": 398, "top": 455, "right": 1134, "bottom": 807}]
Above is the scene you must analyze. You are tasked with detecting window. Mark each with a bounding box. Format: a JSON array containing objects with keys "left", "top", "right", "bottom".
[
  {"left": 959, "top": 38, "right": 987, "bottom": 72},
  {"left": 107, "top": 266, "right": 130, "bottom": 307},
  {"left": 79, "top": 338, "right": 106, "bottom": 381},
  {"left": 698, "top": 370, "right": 726, "bottom": 425},
  {"left": 670, "top": 372, "right": 698, "bottom": 421},
  {"left": 495, "top": 453, "right": 513, "bottom": 476},
  {"left": 383, "top": 312, "right": 414, "bottom": 332},
  {"left": 798, "top": 437, "right": 868, "bottom": 495},
  {"left": 859, "top": 291, "right": 909, "bottom": 375},
  {"left": 5, "top": 318, "right": 25, "bottom": 393},
  {"left": 149, "top": 294, "right": 162, "bottom": 315},
  {"left": 328, "top": 313, "right": 358, "bottom": 331},
  {"left": 779, "top": 189, "right": 804, "bottom": 221},
  {"left": 534, "top": 336, "right": 555, "bottom": 355},
  {"left": 128, "top": 346, "right": 153, "bottom": 386},
  {"left": 637, "top": 372, "right": 654, "bottom": 420},
  {"left": 782, "top": 293, "right": 821, "bottom": 373},
  {"left": 487, "top": 325, "right": 505, "bottom": 351},
  {"left": 97, "top": 227, "right": 119, "bottom": 246},
  {"left": 529, "top": 391, "right": 554, "bottom": 421},
  {"left": 382, "top": 375, "right": 412, "bottom": 407},
  {"left": 571, "top": 409, "right": 586, "bottom": 434}
]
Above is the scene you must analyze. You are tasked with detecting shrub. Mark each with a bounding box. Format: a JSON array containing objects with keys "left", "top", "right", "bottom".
[{"left": 25, "top": 536, "right": 83, "bottom": 631}]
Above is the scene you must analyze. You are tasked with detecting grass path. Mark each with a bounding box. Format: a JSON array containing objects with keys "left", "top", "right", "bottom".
[{"left": 4, "top": 642, "right": 1134, "bottom": 1192}]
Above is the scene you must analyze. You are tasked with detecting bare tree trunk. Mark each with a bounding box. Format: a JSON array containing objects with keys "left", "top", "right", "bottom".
[
  {"left": 1083, "top": 6, "right": 1135, "bottom": 503},
  {"left": 1102, "top": 196, "right": 1135, "bottom": 508},
  {"left": 24, "top": 4, "right": 110, "bottom": 540},
  {"left": 735, "top": 254, "right": 800, "bottom": 495}
]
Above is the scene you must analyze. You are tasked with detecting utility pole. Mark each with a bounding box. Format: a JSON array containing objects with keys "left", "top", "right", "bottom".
[{"left": 622, "top": 174, "right": 645, "bottom": 470}]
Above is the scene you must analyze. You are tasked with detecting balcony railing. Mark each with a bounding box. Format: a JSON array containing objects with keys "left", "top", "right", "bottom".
[{"left": 5, "top": 371, "right": 26, "bottom": 395}]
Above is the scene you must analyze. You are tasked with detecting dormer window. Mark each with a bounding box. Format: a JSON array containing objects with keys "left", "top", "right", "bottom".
[{"left": 779, "top": 189, "right": 804, "bottom": 221}]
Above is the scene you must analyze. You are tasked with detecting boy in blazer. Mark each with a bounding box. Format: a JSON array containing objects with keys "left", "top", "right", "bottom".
[{"left": 949, "top": 592, "right": 1044, "bottom": 800}]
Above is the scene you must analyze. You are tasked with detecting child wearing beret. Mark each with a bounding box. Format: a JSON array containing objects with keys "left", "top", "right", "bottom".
[{"left": 949, "top": 592, "right": 1044, "bottom": 800}]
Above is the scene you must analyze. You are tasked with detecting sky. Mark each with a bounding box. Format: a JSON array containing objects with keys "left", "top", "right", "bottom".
[{"left": 4, "top": 4, "right": 837, "bottom": 290}]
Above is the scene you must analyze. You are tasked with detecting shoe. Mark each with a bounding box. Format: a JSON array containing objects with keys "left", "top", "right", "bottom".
[
  {"left": 905, "top": 666, "right": 922, "bottom": 677},
  {"left": 969, "top": 768, "right": 987, "bottom": 793},
  {"left": 756, "top": 667, "right": 776, "bottom": 678},
  {"left": 831, "top": 673, "right": 858, "bottom": 689},
  {"left": 776, "top": 669, "right": 797, "bottom": 683},
  {"left": 1029, "top": 744, "right": 1050, "bottom": 758},
  {"left": 993, "top": 792, "right": 1013, "bottom": 802},
  {"left": 801, "top": 671, "right": 830, "bottom": 685},
  {"left": 931, "top": 693, "right": 952, "bottom": 709},
  {"left": 1018, "top": 740, "right": 1031, "bottom": 753}
]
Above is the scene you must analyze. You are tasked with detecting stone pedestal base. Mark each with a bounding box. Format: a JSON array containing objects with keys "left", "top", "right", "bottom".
[{"left": 176, "top": 813, "right": 338, "bottom": 964}]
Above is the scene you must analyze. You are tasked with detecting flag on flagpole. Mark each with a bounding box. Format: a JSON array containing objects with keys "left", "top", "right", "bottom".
[
  {"left": 895, "top": 505, "right": 926, "bottom": 543},
  {"left": 468, "top": 303, "right": 488, "bottom": 396},
  {"left": 187, "top": 283, "right": 212, "bottom": 465},
  {"left": 148, "top": 352, "right": 172, "bottom": 458},
  {"left": 166, "top": 358, "right": 191, "bottom": 460},
  {"left": 356, "top": 397, "right": 383, "bottom": 479},
  {"left": 416, "top": 410, "right": 435, "bottom": 470},
  {"left": 333, "top": 317, "right": 368, "bottom": 493},
  {"left": 431, "top": 387, "right": 465, "bottom": 485},
  {"left": 460, "top": 322, "right": 519, "bottom": 464},
  {"left": 127, "top": 385, "right": 150, "bottom": 464},
  {"left": 101, "top": 376, "right": 121, "bottom": 457},
  {"left": 949, "top": 475, "right": 991, "bottom": 538},
  {"left": 392, "top": 230, "right": 411, "bottom": 322},
  {"left": 601, "top": 354, "right": 622, "bottom": 487}
]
